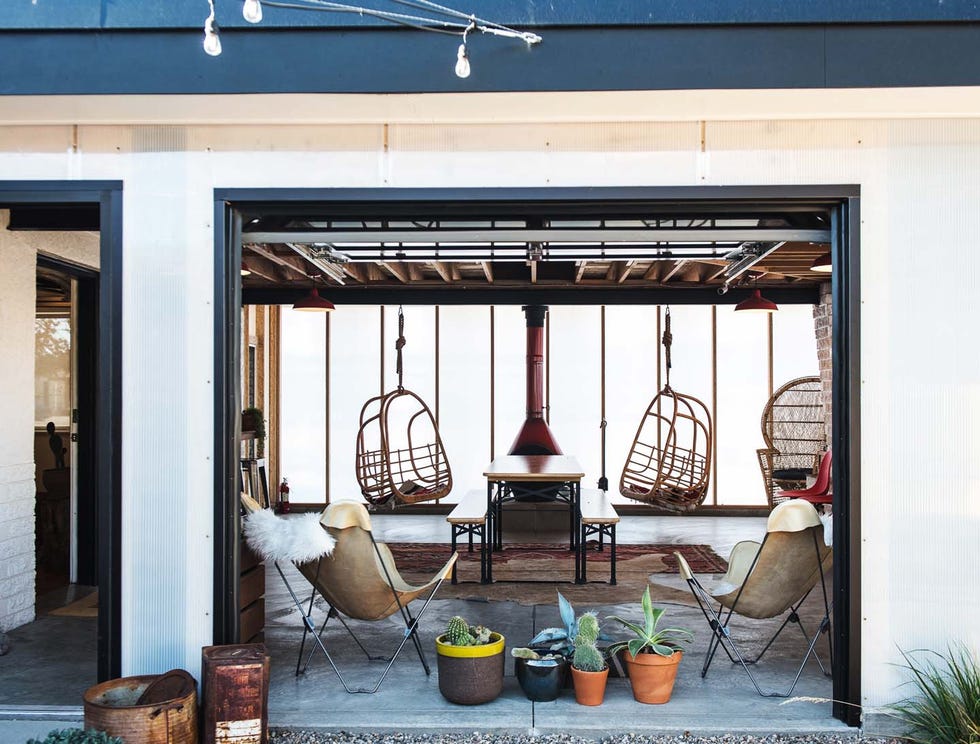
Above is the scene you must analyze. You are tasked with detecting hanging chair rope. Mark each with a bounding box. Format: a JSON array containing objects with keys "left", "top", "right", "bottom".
[
  {"left": 356, "top": 305, "right": 453, "bottom": 506},
  {"left": 396, "top": 305, "right": 406, "bottom": 392},
  {"left": 618, "top": 304, "right": 713, "bottom": 511}
]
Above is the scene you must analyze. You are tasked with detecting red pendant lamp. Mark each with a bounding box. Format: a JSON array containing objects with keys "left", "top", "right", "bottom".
[
  {"left": 734, "top": 288, "right": 778, "bottom": 314},
  {"left": 292, "top": 287, "right": 335, "bottom": 312},
  {"left": 810, "top": 252, "right": 832, "bottom": 273}
]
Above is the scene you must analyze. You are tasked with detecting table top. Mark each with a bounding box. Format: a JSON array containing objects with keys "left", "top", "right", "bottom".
[{"left": 483, "top": 455, "right": 585, "bottom": 481}]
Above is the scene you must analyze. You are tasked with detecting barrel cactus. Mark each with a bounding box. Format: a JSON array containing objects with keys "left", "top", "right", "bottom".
[{"left": 446, "top": 615, "right": 473, "bottom": 646}]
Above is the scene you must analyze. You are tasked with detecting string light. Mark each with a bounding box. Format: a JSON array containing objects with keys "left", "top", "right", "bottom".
[
  {"left": 204, "top": 0, "right": 542, "bottom": 75},
  {"left": 203, "top": 0, "right": 222, "bottom": 56},
  {"left": 243, "top": 0, "right": 264, "bottom": 23},
  {"left": 454, "top": 20, "right": 474, "bottom": 78},
  {"left": 454, "top": 43, "right": 470, "bottom": 78}
]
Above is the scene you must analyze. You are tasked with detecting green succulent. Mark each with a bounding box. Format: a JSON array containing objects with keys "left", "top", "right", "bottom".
[{"left": 607, "top": 586, "right": 693, "bottom": 659}]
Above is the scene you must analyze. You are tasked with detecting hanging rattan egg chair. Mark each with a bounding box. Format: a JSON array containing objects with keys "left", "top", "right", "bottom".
[
  {"left": 355, "top": 307, "right": 453, "bottom": 506},
  {"left": 619, "top": 308, "right": 713, "bottom": 512}
]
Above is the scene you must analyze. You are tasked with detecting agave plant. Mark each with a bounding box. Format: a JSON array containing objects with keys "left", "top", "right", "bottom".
[
  {"left": 528, "top": 591, "right": 609, "bottom": 658},
  {"left": 607, "top": 586, "right": 694, "bottom": 658}
]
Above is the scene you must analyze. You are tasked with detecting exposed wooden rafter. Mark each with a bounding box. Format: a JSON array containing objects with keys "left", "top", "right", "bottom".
[
  {"left": 381, "top": 261, "right": 410, "bottom": 284},
  {"left": 575, "top": 260, "right": 589, "bottom": 284},
  {"left": 482, "top": 261, "right": 494, "bottom": 283},
  {"left": 247, "top": 244, "right": 312, "bottom": 280},
  {"left": 433, "top": 261, "right": 454, "bottom": 283}
]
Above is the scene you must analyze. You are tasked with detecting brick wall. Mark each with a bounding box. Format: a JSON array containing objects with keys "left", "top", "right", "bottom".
[
  {"left": 813, "top": 282, "right": 833, "bottom": 443},
  {"left": 0, "top": 214, "right": 37, "bottom": 632}
]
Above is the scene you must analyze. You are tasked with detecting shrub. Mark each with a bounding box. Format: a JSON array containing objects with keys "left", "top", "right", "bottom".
[
  {"left": 27, "top": 729, "right": 122, "bottom": 744},
  {"left": 888, "top": 644, "right": 980, "bottom": 744}
]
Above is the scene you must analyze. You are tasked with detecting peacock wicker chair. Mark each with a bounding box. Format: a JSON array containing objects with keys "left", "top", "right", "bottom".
[
  {"left": 355, "top": 307, "right": 452, "bottom": 506},
  {"left": 757, "top": 375, "right": 827, "bottom": 508},
  {"left": 619, "top": 308, "right": 713, "bottom": 512}
]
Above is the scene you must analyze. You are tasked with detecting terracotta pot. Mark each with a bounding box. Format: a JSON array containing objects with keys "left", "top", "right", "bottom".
[
  {"left": 570, "top": 666, "right": 609, "bottom": 706},
  {"left": 622, "top": 650, "right": 683, "bottom": 704},
  {"left": 435, "top": 632, "right": 505, "bottom": 705}
]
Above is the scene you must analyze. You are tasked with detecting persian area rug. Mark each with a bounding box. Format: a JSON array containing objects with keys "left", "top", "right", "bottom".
[{"left": 390, "top": 542, "right": 727, "bottom": 607}]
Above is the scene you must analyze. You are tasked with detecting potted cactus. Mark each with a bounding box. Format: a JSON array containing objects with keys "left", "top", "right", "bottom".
[
  {"left": 435, "top": 615, "right": 505, "bottom": 705},
  {"left": 511, "top": 647, "right": 566, "bottom": 702},
  {"left": 569, "top": 613, "right": 609, "bottom": 706}
]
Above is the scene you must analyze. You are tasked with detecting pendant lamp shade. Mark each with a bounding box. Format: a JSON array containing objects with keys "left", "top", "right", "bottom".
[
  {"left": 810, "top": 252, "right": 832, "bottom": 273},
  {"left": 734, "top": 288, "right": 778, "bottom": 314},
  {"left": 293, "top": 287, "right": 335, "bottom": 312}
]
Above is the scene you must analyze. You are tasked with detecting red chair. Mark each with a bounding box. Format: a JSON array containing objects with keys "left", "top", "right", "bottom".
[{"left": 780, "top": 449, "right": 832, "bottom": 505}]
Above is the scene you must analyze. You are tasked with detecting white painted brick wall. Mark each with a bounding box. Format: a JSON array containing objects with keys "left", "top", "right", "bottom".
[
  {"left": 0, "top": 214, "right": 38, "bottom": 633},
  {"left": 0, "top": 468, "right": 37, "bottom": 633}
]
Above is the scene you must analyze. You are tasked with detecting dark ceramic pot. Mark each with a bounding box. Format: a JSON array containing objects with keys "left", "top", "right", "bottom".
[{"left": 514, "top": 656, "right": 567, "bottom": 702}]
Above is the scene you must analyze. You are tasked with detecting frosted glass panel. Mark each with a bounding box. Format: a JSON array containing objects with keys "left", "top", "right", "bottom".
[
  {"left": 715, "top": 306, "right": 770, "bottom": 506},
  {"left": 773, "top": 304, "right": 820, "bottom": 385},
  {"left": 548, "top": 306, "right": 602, "bottom": 487},
  {"left": 329, "top": 306, "right": 382, "bottom": 502},
  {"left": 604, "top": 306, "right": 661, "bottom": 505},
  {"left": 439, "top": 306, "right": 491, "bottom": 502},
  {"left": 280, "top": 310, "right": 326, "bottom": 504},
  {"left": 493, "top": 306, "right": 526, "bottom": 459}
]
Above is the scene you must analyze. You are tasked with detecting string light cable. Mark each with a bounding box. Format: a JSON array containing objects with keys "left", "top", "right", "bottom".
[{"left": 203, "top": 0, "right": 542, "bottom": 75}]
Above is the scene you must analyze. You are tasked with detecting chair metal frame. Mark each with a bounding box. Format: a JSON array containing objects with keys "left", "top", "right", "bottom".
[
  {"left": 277, "top": 532, "right": 453, "bottom": 694},
  {"left": 676, "top": 502, "right": 833, "bottom": 697}
]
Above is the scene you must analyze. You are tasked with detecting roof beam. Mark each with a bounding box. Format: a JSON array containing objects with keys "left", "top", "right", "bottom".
[
  {"left": 433, "top": 261, "right": 454, "bottom": 283},
  {"left": 246, "top": 244, "right": 311, "bottom": 280},
  {"left": 380, "top": 261, "right": 410, "bottom": 283},
  {"left": 245, "top": 228, "right": 831, "bottom": 245},
  {"left": 575, "top": 260, "right": 589, "bottom": 284},
  {"left": 482, "top": 262, "right": 494, "bottom": 283},
  {"left": 660, "top": 259, "right": 688, "bottom": 283}
]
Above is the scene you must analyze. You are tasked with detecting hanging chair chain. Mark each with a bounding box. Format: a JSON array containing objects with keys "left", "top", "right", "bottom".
[
  {"left": 662, "top": 306, "right": 673, "bottom": 392},
  {"left": 395, "top": 305, "right": 406, "bottom": 391}
]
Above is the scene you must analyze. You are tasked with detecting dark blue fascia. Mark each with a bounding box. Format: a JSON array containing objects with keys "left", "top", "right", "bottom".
[
  {"left": 6, "top": 0, "right": 980, "bottom": 30},
  {"left": 4, "top": 24, "right": 980, "bottom": 95}
]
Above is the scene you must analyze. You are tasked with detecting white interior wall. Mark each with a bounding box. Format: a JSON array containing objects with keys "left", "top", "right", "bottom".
[
  {"left": 1, "top": 103, "right": 978, "bottom": 714},
  {"left": 0, "top": 209, "right": 98, "bottom": 632}
]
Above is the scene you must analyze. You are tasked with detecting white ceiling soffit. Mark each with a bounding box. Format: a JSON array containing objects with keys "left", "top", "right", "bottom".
[{"left": 3, "top": 87, "right": 980, "bottom": 126}]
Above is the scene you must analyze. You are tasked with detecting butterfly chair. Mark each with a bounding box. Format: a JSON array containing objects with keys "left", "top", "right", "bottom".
[
  {"left": 241, "top": 496, "right": 457, "bottom": 694},
  {"left": 674, "top": 499, "right": 833, "bottom": 697}
]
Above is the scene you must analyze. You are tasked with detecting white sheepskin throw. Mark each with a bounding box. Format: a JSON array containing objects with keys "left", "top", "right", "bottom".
[{"left": 243, "top": 509, "right": 335, "bottom": 564}]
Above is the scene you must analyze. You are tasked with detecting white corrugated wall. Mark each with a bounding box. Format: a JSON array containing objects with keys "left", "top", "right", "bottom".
[{"left": 1, "top": 102, "right": 978, "bottom": 713}]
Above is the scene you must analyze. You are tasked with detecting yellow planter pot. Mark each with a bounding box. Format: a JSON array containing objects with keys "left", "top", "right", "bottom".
[{"left": 435, "top": 633, "right": 505, "bottom": 705}]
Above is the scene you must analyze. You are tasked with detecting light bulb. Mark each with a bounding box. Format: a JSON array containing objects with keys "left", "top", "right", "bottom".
[
  {"left": 454, "top": 43, "right": 470, "bottom": 78},
  {"left": 243, "top": 0, "right": 263, "bottom": 23},
  {"left": 203, "top": 20, "right": 222, "bottom": 56}
]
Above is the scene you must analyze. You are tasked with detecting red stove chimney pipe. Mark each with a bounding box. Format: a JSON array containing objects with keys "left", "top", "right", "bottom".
[{"left": 507, "top": 305, "right": 563, "bottom": 456}]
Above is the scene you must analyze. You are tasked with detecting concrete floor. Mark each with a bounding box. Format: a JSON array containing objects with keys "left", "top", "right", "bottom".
[{"left": 0, "top": 513, "right": 846, "bottom": 739}]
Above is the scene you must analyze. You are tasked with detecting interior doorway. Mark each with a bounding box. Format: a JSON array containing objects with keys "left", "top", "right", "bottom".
[{"left": 33, "top": 256, "right": 99, "bottom": 610}]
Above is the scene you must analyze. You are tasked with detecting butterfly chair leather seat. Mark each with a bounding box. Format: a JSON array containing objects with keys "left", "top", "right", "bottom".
[
  {"left": 244, "top": 497, "right": 457, "bottom": 694},
  {"left": 676, "top": 500, "right": 833, "bottom": 697},
  {"left": 297, "top": 501, "right": 456, "bottom": 622}
]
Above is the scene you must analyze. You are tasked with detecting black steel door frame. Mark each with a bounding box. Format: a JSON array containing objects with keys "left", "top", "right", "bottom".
[
  {"left": 0, "top": 181, "right": 123, "bottom": 682},
  {"left": 213, "top": 185, "right": 860, "bottom": 724}
]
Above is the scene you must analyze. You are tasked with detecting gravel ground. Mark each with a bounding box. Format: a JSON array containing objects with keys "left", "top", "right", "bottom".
[{"left": 270, "top": 732, "right": 901, "bottom": 744}]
